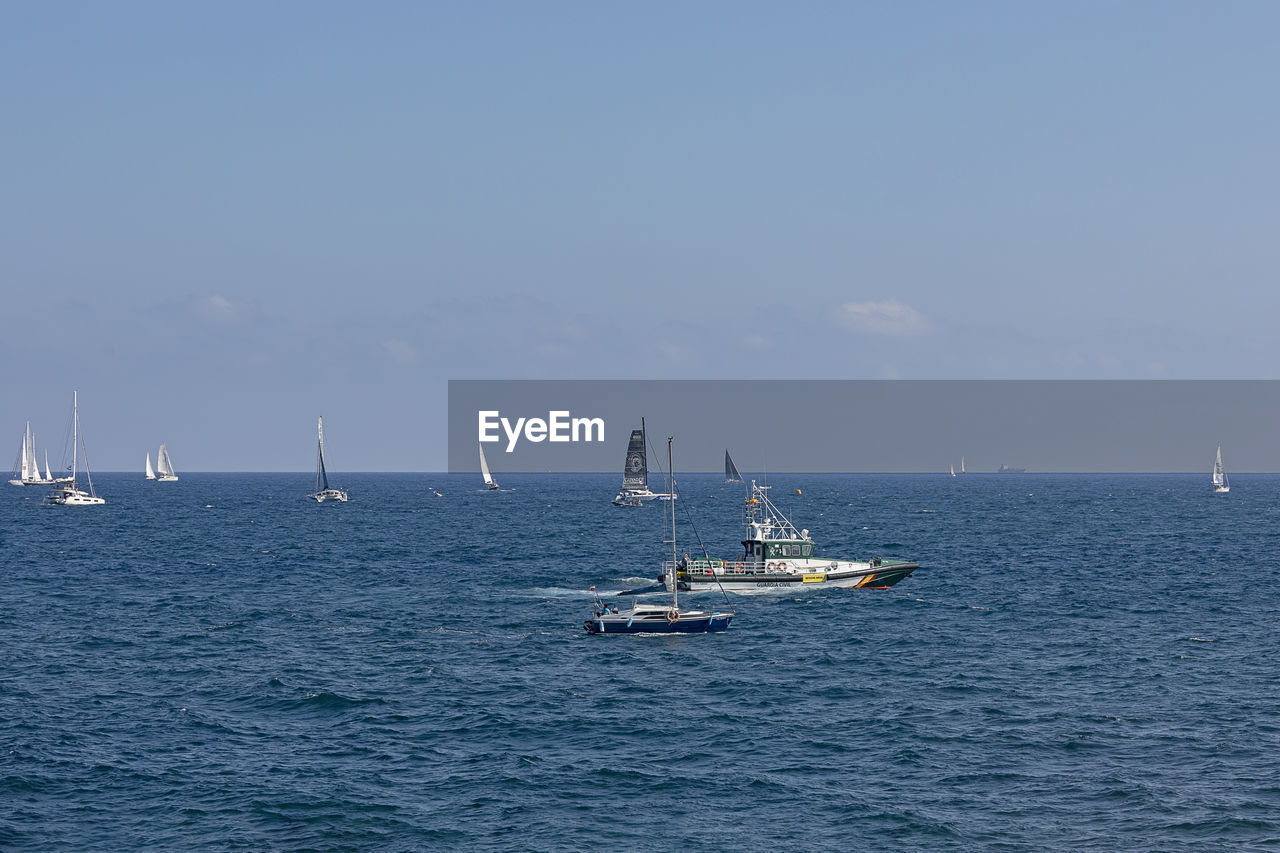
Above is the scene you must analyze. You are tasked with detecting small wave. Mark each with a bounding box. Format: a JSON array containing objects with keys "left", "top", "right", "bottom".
[
  {"left": 297, "top": 691, "right": 386, "bottom": 710},
  {"left": 1188, "top": 636, "right": 1214, "bottom": 643}
]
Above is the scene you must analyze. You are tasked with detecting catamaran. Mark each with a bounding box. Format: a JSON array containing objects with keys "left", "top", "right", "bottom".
[
  {"left": 44, "top": 391, "right": 105, "bottom": 506},
  {"left": 586, "top": 436, "right": 733, "bottom": 634},
  {"left": 612, "top": 417, "right": 674, "bottom": 505},
  {"left": 479, "top": 442, "right": 500, "bottom": 490},
  {"left": 9, "top": 422, "right": 53, "bottom": 486},
  {"left": 309, "top": 417, "right": 348, "bottom": 502},
  {"left": 1212, "top": 444, "right": 1230, "bottom": 494},
  {"left": 725, "top": 449, "right": 743, "bottom": 483},
  {"left": 669, "top": 479, "right": 917, "bottom": 593}
]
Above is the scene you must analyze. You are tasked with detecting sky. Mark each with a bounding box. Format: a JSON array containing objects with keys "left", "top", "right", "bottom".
[{"left": 4, "top": 2, "right": 1280, "bottom": 471}]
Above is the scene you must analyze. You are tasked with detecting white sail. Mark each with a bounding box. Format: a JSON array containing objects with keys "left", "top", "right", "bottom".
[
  {"left": 950, "top": 464, "right": 955, "bottom": 477},
  {"left": 1212, "top": 444, "right": 1229, "bottom": 492},
  {"left": 25, "top": 424, "right": 39, "bottom": 482},
  {"left": 961, "top": 456, "right": 966, "bottom": 474},
  {"left": 479, "top": 443, "right": 494, "bottom": 486},
  {"left": 44, "top": 450, "right": 52, "bottom": 482},
  {"left": 157, "top": 444, "right": 177, "bottom": 480},
  {"left": 145, "top": 452, "right": 156, "bottom": 479},
  {"left": 21, "top": 426, "right": 32, "bottom": 481}
]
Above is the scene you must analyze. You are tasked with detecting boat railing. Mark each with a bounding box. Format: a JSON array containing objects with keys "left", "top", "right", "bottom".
[{"left": 669, "top": 558, "right": 759, "bottom": 577}]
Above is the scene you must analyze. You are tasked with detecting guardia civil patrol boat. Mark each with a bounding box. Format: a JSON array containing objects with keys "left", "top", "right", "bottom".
[{"left": 670, "top": 480, "right": 918, "bottom": 593}]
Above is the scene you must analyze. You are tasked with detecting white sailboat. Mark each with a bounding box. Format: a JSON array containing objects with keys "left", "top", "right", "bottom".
[
  {"left": 950, "top": 463, "right": 956, "bottom": 477},
  {"left": 9, "top": 422, "right": 45, "bottom": 486},
  {"left": 1212, "top": 444, "right": 1230, "bottom": 494},
  {"left": 155, "top": 444, "right": 179, "bottom": 481},
  {"left": 479, "top": 442, "right": 500, "bottom": 490},
  {"left": 145, "top": 453, "right": 156, "bottom": 480},
  {"left": 961, "top": 456, "right": 966, "bottom": 474},
  {"left": 44, "top": 391, "right": 105, "bottom": 506},
  {"left": 310, "top": 417, "right": 348, "bottom": 502}
]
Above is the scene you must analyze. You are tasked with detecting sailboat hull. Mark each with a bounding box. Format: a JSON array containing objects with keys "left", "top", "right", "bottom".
[
  {"left": 44, "top": 488, "right": 105, "bottom": 506},
  {"left": 584, "top": 611, "right": 733, "bottom": 634},
  {"left": 311, "top": 488, "right": 349, "bottom": 502},
  {"left": 612, "top": 489, "right": 675, "bottom": 505}
]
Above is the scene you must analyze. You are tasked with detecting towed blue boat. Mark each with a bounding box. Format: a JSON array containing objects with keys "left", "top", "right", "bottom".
[{"left": 585, "top": 433, "right": 734, "bottom": 636}]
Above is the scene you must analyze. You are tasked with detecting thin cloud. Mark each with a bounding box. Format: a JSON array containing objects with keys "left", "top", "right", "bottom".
[
  {"left": 196, "top": 294, "right": 251, "bottom": 324},
  {"left": 381, "top": 339, "right": 419, "bottom": 364},
  {"left": 839, "top": 299, "right": 928, "bottom": 336}
]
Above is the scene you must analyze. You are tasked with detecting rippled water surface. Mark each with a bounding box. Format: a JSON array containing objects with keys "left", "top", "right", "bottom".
[{"left": 3, "top": 473, "right": 1280, "bottom": 850}]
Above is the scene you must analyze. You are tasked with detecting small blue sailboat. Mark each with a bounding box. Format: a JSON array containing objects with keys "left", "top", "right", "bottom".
[{"left": 585, "top": 435, "right": 733, "bottom": 635}]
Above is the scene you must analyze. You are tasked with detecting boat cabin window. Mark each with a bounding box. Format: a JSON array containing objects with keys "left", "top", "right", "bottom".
[{"left": 802, "top": 544, "right": 813, "bottom": 557}]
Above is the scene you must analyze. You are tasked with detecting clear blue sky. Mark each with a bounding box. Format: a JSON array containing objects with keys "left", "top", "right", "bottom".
[{"left": 4, "top": 2, "right": 1278, "bottom": 471}]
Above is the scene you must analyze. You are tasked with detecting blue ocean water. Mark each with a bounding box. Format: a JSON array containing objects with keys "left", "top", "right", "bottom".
[{"left": 3, "top": 472, "right": 1279, "bottom": 851}]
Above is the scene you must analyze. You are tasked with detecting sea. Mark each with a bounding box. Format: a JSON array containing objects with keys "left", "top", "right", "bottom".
[{"left": 3, "top": 472, "right": 1279, "bottom": 851}]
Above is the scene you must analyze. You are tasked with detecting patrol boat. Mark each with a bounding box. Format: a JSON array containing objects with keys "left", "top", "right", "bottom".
[{"left": 670, "top": 480, "right": 918, "bottom": 593}]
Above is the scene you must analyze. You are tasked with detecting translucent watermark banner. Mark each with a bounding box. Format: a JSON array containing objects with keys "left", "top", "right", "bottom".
[{"left": 447, "top": 380, "right": 1280, "bottom": 473}]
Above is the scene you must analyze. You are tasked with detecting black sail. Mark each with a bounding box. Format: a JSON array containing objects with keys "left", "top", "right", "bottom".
[
  {"left": 622, "top": 429, "right": 648, "bottom": 491},
  {"left": 725, "top": 450, "right": 742, "bottom": 482}
]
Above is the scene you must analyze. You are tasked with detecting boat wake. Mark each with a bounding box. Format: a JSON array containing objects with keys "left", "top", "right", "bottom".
[{"left": 527, "top": 586, "right": 599, "bottom": 598}]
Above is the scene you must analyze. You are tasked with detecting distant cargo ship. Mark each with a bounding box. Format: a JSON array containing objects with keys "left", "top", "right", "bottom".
[{"left": 996, "top": 464, "right": 1027, "bottom": 474}]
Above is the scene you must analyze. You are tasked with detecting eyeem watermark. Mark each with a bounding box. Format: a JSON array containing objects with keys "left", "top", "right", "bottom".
[{"left": 478, "top": 410, "right": 605, "bottom": 452}]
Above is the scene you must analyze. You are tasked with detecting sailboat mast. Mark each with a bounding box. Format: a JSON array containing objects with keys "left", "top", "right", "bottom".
[
  {"left": 71, "top": 391, "right": 79, "bottom": 487},
  {"left": 668, "top": 435, "right": 678, "bottom": 612}
]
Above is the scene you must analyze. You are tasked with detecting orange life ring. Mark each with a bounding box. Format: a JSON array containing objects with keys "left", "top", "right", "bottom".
[
  {"left": 778, "top": 561, "right": 788, "bottom": 571},
  {"left": 767, "top": 561, "right": 776, "bottom": 571},
  {"left": 666, "top": 609, "right": 679, "bottom": 623}
]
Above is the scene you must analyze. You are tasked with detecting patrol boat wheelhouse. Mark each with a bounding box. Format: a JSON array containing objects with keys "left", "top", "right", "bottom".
[{"left": 671, "top": 480, "right": 917, "bottom": 593}]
